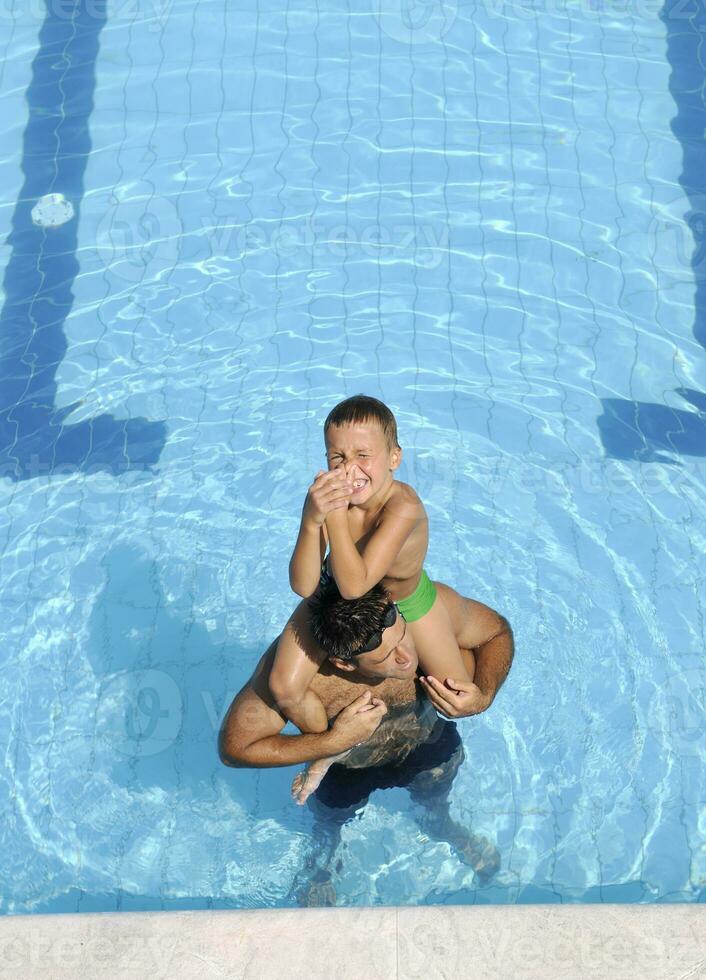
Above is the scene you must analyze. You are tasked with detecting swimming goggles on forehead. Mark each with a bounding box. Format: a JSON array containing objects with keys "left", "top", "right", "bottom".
[{"left": 355, "top": 602, "right": 401, "bottom": 655}]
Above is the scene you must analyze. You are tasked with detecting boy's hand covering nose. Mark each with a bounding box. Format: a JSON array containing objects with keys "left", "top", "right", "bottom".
[{"left": 303, "top": 469, "right": 353, "bottom": 526}]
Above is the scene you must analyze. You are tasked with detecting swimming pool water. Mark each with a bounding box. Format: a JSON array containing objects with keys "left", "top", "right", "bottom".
[{"left": 1, "top": 0, "right": 705, "bottom": 912}]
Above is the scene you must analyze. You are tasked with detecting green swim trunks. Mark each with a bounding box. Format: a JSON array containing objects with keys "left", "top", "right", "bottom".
[{"left": 396, "top": 569, "right": 437, "bottom": 622}]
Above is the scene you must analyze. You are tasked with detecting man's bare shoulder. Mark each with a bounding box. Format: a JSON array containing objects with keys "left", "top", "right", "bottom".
[{"left": 434, "top": 581, "right": 510, "bottom": 648}]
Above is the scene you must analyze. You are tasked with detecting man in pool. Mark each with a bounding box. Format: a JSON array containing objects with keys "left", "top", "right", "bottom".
[{"left": 218, "top": 579, "right": 513, "bottom": 904}]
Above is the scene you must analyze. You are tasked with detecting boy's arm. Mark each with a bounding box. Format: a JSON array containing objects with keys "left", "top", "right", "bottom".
[
  {"left": 289, "top": 471, "right": 352, "bottom": 597},
  {"left": 325, "top": 493, "right": 423, "bottom": 599},
  {"left": 288, "top": 507, "right": 327, "bottom": 598}
]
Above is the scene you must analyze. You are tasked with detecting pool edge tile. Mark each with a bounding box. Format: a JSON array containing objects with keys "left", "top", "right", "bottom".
[
  {"left": 396, "top": 904, "right": 706, "bottom": 979},
  {"left": 2, "top": 905, "right": 706, "bottom": 979},
  {"left": 0, "top": 906, "right": 399, "bottom": 979}
]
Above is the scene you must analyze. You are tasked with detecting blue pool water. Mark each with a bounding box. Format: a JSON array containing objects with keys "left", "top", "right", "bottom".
[{"left": 1, "top": 0, "right": 705, "bottom": 912}]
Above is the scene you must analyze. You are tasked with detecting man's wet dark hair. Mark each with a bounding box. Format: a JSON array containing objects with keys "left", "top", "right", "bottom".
[
  {"left": 308, "top": 580, "right": 392, "bottom": 662},
  {"left": 324, "top": 394, "right": 401, "bottom": 452}
]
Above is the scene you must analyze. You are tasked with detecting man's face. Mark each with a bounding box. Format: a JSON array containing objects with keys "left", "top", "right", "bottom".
[
  {"left": 333, "top": 609, "right": 419, "bottom": 680},
  {"left": 324, "top": 422, "right": 400, "bottom": 507}
]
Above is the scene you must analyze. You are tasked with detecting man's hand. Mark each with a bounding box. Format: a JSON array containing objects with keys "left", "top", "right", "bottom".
[
  {"left": 328, "top": 691, "right": 388, "bottom": 750},
  {"left": 303, "top": 469, "right": 352, "bottom": 526},
  {"left": 419, "top": 676, "right": 492, "bottom": 719}
]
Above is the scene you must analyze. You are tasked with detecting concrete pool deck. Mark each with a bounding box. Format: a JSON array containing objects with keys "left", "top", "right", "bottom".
[{"left": 1, "top": 905, "right": 704, "bottom": 979}]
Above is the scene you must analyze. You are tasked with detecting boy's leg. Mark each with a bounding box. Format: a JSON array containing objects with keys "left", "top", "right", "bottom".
[
  {"left": 409, "top": 593, "right": 475, "bottom": 686},
  {"left": 268, "top": 599, "right": 329, "bottom": 733}
]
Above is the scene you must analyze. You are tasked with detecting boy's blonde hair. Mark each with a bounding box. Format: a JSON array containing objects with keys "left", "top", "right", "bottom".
[{"left": 324, "top": 394, "right": 401, "bottom": 452}]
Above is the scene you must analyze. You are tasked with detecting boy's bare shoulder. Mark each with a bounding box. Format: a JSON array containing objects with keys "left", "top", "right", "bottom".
[{"left": 383, "top": 480, "right": 426, "bottom": 520}]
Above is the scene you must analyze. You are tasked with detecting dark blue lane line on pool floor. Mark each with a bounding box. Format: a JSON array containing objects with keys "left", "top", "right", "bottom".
[
  {"left": 598, "top": 0, "right": 706, "bottom": 462},
  {"left": 0, "top": 0, "right": 166, "bottom": 482}
]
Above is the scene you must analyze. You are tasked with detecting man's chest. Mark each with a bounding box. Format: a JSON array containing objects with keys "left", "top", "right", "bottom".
[{"left": 311, "top": 672, "right": 418, "bottom": 719}]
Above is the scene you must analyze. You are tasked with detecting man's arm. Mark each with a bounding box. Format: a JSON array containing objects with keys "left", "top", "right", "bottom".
[
  {"left": 468, "top": 618, "right": 513, "bottom": 706},
  {"left": 219, "top": 645, "right": 339, "bottom": 768},
  {"left": 218, "top": 644, "right": 386, "bottom": 768}
]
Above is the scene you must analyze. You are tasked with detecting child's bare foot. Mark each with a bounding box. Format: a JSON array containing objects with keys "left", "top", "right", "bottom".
[
  {"left": 291, "top": 753, "right": 347, "bottom": 805},
  {"left": 291, "top": 760, "right": 334, "bottom": 804}
]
